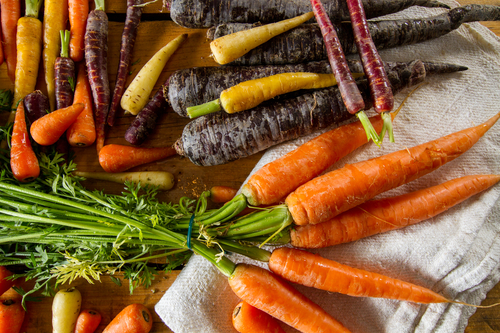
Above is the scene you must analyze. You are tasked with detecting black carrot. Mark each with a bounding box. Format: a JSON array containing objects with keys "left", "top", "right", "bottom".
[{"left": 55, "top": 30, "right": 76, "bottom": 110}]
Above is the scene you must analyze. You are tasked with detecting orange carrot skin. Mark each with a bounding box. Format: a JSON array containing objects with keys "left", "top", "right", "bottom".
[
  {"left": 68, "top": 0, "right": 89, "bottom": 62},
  {"left": 242, "top": 115, "right": 386, "bottom": 206},
  {"left": 0, "top": 0, "right": 21, "bottom": 82},
  {"left": 102, "top": 303, "right": 153, "bottom": 333},
  {"left": 0, "top": 20, "right": 3, "bottom": 66},
  {"left": 75, "top": 309, "right": 102, "bottom": 333},
  {"left": 0, "top": 267, "right": 15, "bottom": 296},
  {"left": 30, "top": 103, "right": 85, "bottom": 146},
  {"left": 0, "top": 298, "right": 25, "bottom": 333},
  {"left": 291, "top": 174, "right": 500, "bottom": 248},
  {"left": 286, "top": 112, "right": 500, "bottom": 226},
  {"left": 10, "top": 101, "right": 40, "bottom": 183},
  {"left": 98, "top": 144, "right": 177, "bottom": 173},
  {"left": 232, "top": 301, "right": 286, "bottom": 333},
  {"left": 229, "top": 263, "right": 352, "bottom": 333},
  {"left": 269, "top": 247, "right": 449, "bottom": 304},
  {"left": 67, "top": 63, "right": 96, "bottom": 147},
  {"left": 210, "top": 185, "right": 238, "bottom": 203}
]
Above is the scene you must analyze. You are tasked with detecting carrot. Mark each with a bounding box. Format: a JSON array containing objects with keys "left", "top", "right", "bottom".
[
  {"left": 10, "top": 101, "right": 40, "bottom": 182},
  {"left": 0, "top": 17, "right": 3, "bottom": 66},
  {"left": 107, "top": 0, "right": 144, "bottom": 126},
  {"left": 241, "top": 114, "right": 389, "bottom": 206},
  {"left": 42, "top": 0, "right": 69, "bottom": 111},
  {"left": 68, "top": 0, "right": 89, "bottom": 62},
  {"left": 52, "top": 287, "right": 82, "bottom": 333},
  {"left": 0, "top": 298, "right": 25, "bottom": 333},
  {"left": 291, "top": 174, "right": 500, "bottom": 248},
  {"left": 55, "top": 30, "right": 76, "bottom": 110},
  {"left": 85, "top": 0, "right": 110, "bottom": 154},
  {"left": 0, "top": 0, "right": 21, "bottom": 83},
  {"left": 210, "top": 185, "right": 238, "bottom": 204},
  {"left": 30, "top": 103, "right": 85, "bottom": 146},
  {"left": 66, "top": 62, "right": 96, "bottom": 147},
  {"left": 210, "top": 12, "right": 314, "bottom": 65},
  {"left": 74, "top": 309, "right": 102, "bottom": 333},
  {"left": 101, "top": 303, "right": 153, "bottom": 333},
  {"left": 285, "top": 112, "right": 500, "bottom": 226},
  {"left": 23, "top": 90, "right": 50, "bottom": 125},
  {"left": 98, "top": 144, "right": 177, "bottom": 173},
  {"left": 232, "top": 301, "right": 286, "bottom": 333},
  {"left": 0, "top": 267, "right": 15, "bottom": 296},
  {"left": 228, "top": 263, "right": 351, "bottom": 333},
  {"left": 73, "top": 170, "right": 175, "bottom": 190}
]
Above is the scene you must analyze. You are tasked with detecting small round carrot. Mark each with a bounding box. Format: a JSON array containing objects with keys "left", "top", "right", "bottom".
[
  {"left": 228, "top": 263, "right": 351, "bottom": 333},
  {"left": 210, "top": 185, "right": 238, "bottom": 204},
  {"left": 30, "top": 103, "right": 85, "bottom": 146},
  {"left": 0, "top": 0, "right": 21, "bottom": 83},
  {"left": 0, "top": 297, "right": 25, "bottom": 333},
  {"left": 232, "top": 301, "right": 286, "bottom": 333},
  {"left": 10, "top": 101, "right": 40, "bottom": 182},
  {"left": 0, "top": 267, "right": 15, "bottom": 296},
  {"left": 98, "top": 144, "right": 177, "bottom": 173},
  {"left": 67, "top": 62, "right": 96, "bottom": 147},
  {"left": 68, "top": 0, "right": 89, "bottom": 62},
  {"left": 102, "top": 303, "right": 153, "bottom": 333},
  {"left": 74, "top": 309, "right": 102, "bottom": 333}
]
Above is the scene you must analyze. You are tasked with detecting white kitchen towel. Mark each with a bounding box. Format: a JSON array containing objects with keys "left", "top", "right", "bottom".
[{"left": 156, "top": 1, "right": 500, "bottom": 332}]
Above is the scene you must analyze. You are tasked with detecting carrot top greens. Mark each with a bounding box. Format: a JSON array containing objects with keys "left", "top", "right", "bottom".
[{"left": 25, "top": 0, "right": 42, "bottom": 18}]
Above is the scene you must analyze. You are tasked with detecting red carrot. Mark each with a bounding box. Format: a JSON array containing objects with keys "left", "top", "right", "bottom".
[
  {"left": 0, "top": 267, "right": 15, "bottom": 296},
  {"left": 68, "top": 0, "right": 89, "bottom": 62},
  {"left": 229, "top": 263, "right": 351, "bottom": 333},
  {"left": 0, "top": 297, "right": 25, "bottom": 333},
  {"left": 10, "top": 101, "right": 40, "bottom": 183},
  {"left": 210, "top": 185, "right": 239, "bottom": 204},
  {"left": 74, "top": 309, "right": 102, "bottom": 333},
  {"left": 66, "top": 62, "right": 96, "bottom": 147},
  {"left": 291, "top": 174, "right": 500, "bottom": 248},
  {"left": 98, "top": 144, "right": 177, "bottom": 173},
  {"left": 102, "top": 304, "right": 152, "bottom": 333},
  {"left": 232, "top": 301, "right": 286, "bottom": 333},
  {"left": 55, "top": 30, "right": 76, "bottom": 110},
  {"left": 0, "top": 0, "right": 21, "bottom": 82},
  {"left": 285, "top": 112, "right": 500, "bottom": 226},
  {"left": 107, "top": 0, "right": 144, "bottom": 126},
  {"left": 30, "top": 103, "right": 85, "bottom": 146}
]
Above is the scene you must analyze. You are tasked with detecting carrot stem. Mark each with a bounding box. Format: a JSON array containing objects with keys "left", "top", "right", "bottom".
[
  {"left": 356, "top": 111, "right": 382, "bottom": 145},
  {"left": 186, "top": 99, "right": 221, "bottom": 118},
  {"left": 94, "top": 0, "right": 104, "bottom": 11},
  {"left": 60, "top": 30, "right": 70, "bottom": 59},
  {"left": 25, "top": 0, "right": 42, "bottom": 18}
]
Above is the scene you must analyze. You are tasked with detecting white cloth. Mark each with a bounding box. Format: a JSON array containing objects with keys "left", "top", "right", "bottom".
[{"left": 156, "top": 2, "right": 500, "bottom": 332}]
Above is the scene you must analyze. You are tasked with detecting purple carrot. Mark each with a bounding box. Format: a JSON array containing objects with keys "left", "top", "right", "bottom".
[
  {"left": 107, "top": 0, "right": 143, "bottom": 127},
  {"left": 23, "top": 90, "right": 50, "bottom": 125},
  {"left": 85, "top": 0, "right": 109, "bottom": 154},
  {"left": 55, "top": 30, "right": 76, "bottom": 110},
  {"left": 124, "top": 80, "right": 169, "bottom": 146},
  {"left": 310, "top": 0, "right": 364, "bottom": 115}
]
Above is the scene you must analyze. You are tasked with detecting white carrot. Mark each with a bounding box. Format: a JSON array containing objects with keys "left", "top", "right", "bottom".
[{"left": 73, "top": 170, "right": 175, "bottom": 190}]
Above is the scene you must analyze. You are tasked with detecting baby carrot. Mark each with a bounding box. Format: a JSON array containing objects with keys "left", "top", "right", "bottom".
[
  {"left": 242, "top": 114, "right": 388, "bottom": 206},
  {"left": 10, "top": 101, "right": 40, "bottom": 182},
  {"left": 0, "top": 267, "right": 15, "bottom": 296},
  {"left": 68, "top": 0, "right": 89, "bottom": 62},
  {"left": 285, "top": 112, "right": 500, "bottom": 225},
  {"left": 291, "top": 174, "right": 500, "bottom": 248},
  {"left": 74, "top": 309, "right": 102, "bottom": 333},
  {"left": 232, "top": 301, "right": 286, "bottom": 333},
  {"left": 98, "top": 144, "right": 177, "bottom": 173},
  {"left": 30, "top": 103, "right": 84, "bottom": 146},
  {"left": 229, "top": 263, "right": 351, "bottom": 333},
  {"left": 0, "top": 0, "right": 21, "bottom": 83},
  {"left": 269, "top": 247, "right": 449, "bottom": 304},
  {"left": 102, "top": 303, "right": 153, "bottom": 333},
  {"left": 67, "top": 62, "right": 96, "bottom": 147}
]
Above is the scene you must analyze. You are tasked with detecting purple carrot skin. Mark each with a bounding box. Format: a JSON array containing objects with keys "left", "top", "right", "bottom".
[
  {"left": 85, "top": 0, "right": 109, "bottom": 154},
  {"left": 55, "top": 30, "right": 76, "bottom": 110},
  {"left": 124, "top": 81, "right": 169, "bottom": 145},
  {"left": 310, "top": 0, "right": 364, "bottom": 115},
  {"left": 107, "top": 0, "right": 143, "bottom": 127},
  {"left": 23, "top": 90, "right": 50, "bottom": 125},
  {"left": 347, "top": 0, "right": 394, "bottom": 114}
]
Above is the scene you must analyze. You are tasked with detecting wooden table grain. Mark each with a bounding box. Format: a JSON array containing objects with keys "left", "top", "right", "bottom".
[{"left": 0, "top": 0, "right": 499, "bottom": 332}]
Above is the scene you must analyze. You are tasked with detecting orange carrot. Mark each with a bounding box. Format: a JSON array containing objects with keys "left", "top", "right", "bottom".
[
  {"left": 228, "top": 263, "right": 351, "bottom": 333},
  {"left": 286, "top": 112, "right": 500, "bottom": 225},
  {"left": 0, "top": 297, "right": 25, "bottom": 333},
  {"left": 242, "top": 114, "right": 388, "bottom": 206},
  {"left": 291, "top": 174, "right": 500, "bottom": 248},
  {"left": 210, "top": 185, "right": 238, "bottom": 204},
  {"left": 67, "top": 62, "right": 96, "bottom": 147},
  {"left": 10, "top": 101, "right": 40, "bottom": 182},
  {"left": 0, "top": 20, "right": 3, "bottom": 66},
  {"left": 269, "top": 247, "right": 449, "bottom": 304},
  {"left": 0, "top": 267, "right": 15, "bottom": 296},
  {"left": 30, "top": 103, "right": 84, "bottom": 146},
  {"left": 232, "top": 301, "right": 286, "bottom": 333},
  {"left": 75, "top": 309, "right": 102, "bottom": 333},
  {"left": 0, "top": 0, "right": 21, "bottom": 83},
  {"left": 68, "top": 0, "right": 89, "bottom": 62},
  {"left": 102, "top": 303, "right": 152, "bottom": 333},
  {"left": 98, "top": 144, "right": 177, "bottom": 173}
]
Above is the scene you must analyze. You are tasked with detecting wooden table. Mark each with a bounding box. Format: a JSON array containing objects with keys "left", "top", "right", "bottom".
[{"left": 0, "top": 0, "right": 499, "bottom": 331}]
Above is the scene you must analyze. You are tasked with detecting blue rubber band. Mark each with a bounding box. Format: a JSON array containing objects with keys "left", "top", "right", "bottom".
[{"left": 187, "top": 214, "right": 195, "bottom": 249}]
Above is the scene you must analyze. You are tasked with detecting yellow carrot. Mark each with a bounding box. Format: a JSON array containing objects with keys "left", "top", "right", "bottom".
[{"left": 73, "top": 170, "right": 175, "bottom": 191}]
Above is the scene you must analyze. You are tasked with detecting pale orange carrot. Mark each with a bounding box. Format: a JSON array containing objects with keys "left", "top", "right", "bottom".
[
  {"left": 98, "top": 144, "right": 177, "bottom": 173},
  {"left": 269, "top": 247, "right": 449, "bottom": 304},
  {"left": 210, "top": 185, "right": 238, "bottom": 204},
  {"left": 102, "top": 304, "right": 152, "bottom": 333},
  {"left": 30, "top": 103, "right": 84, "bottom": 146},
  {"left": 286, "top": 112, "right": 500, "bottom": 225},
  {"left": 241, "top": 114, "right": 388, "bottom": 206},
  {"left": 229, "top": 263, "right": 351, "bottom": 333},
  {"left": 291, "top": 174, "right": 500, "bottom": 248},
  {"left": 232, "top": 301, "right": 286, "bottom": 333}
]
